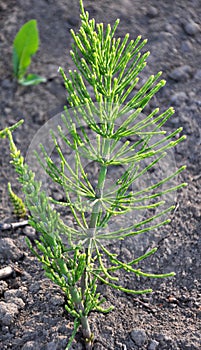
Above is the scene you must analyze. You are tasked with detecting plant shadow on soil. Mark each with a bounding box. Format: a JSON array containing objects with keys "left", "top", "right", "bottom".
[{"left": 0, "top": 1, "right": 201, "bottom": 349}]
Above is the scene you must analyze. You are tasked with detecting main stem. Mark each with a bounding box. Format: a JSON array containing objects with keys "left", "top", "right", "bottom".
[{"left": 80, "top": 138, "right": 110, "bottom": 349}]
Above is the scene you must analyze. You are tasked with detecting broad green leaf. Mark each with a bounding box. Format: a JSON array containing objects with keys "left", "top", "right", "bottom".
[
  {"left": 13, "top": 19, "right": 39, "bottom": 79},
  {"left": 19, "top": 73, "right": 47, "bottom": 86}
]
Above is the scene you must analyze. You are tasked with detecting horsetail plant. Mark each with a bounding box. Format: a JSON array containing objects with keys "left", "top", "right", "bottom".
[{"left": 5, "top": 1, "right": 187, "bottom": 348}]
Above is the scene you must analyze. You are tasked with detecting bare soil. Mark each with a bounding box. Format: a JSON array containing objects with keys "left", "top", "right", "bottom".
[{"left": 0, "top": 1, "right": 201, "bottom": 349}]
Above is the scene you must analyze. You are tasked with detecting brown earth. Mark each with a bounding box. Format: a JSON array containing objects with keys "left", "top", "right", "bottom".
[{"left": 0, "top": 0, "right": 201, "bottom": 349}]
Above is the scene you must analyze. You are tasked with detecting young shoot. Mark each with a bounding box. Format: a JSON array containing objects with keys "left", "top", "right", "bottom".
[
  {"left": 5, "top": 1, "right": 186, "bottom": 349},
  {"left": 13, "top": 19, "right": 46, "bottom": 86}
]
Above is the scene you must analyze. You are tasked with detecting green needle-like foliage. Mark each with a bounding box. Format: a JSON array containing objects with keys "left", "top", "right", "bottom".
[
  {"left": 4, "top": 1, "right": 187, "bottom": 349},
  {"left": 8, "top": 182, "right": 27, "bottom": 218}
]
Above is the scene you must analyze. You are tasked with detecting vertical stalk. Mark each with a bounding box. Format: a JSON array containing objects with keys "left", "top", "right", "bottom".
[
  {"left": 80, "top": 138, "right": 110, "bottom": 349},
  {"left": 80, "top": 315, "right": 93, "bottom": 350},
  {"left": 80, "top": 238, "right": 93, "bottom": 349},
  {"left": 89, "top": 164, "right": 107, "bottom": 231},
  {"left": 89, "top": 137, "right": 110, "bottom": 231},
  {"left": 69, "top": 284, "right": 93, "bottom": 349}
]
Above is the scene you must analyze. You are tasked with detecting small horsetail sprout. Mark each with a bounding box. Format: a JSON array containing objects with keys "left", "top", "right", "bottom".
[{"left": 8, "top": 182, "right": 27, "bottom": 218}]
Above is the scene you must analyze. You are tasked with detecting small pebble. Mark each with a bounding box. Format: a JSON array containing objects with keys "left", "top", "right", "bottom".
[
  {"left": 185, "top": 256, "right": 192, "bottom": 265},
  {"left": 4, "top": 293, "right": 25, "bottom": 309},
  {"left": 183, "top": 20, "right": 200, "bottom": 36},
  {"left": 169, "top": 65, "right": 192, "bottom": 82},
  {"left": 4, "top": 289, "right": 19, "bottom": 299},
  {"left": 115, "top": 342, "right": 127, "bottom": 350},
  {"left": 0, "top": 238, "right": 24, "bottom": 261},
  {"left": 0, "top": 280, "right": 8, "bottom": 295},
  {"left": 148, "top": 339, "right": 159, "bottom": 350},
  {"left": 131, "top": 328, "right": 147, "bottom": 346},
  {"left": 0, "top": 2, "right": 8, "bottom": 10},
  {"left": 170, "top": 91, "right": 187, "bottom": 106},
  {"left": 0, "top": 301, "right": 19, "bottom": 326},
  {"left": 146, "top": 6, "right": 158, "bottom": 18},
  {"left": 22, "top": 341, "right": 40, "bottom": 350},
  {"left": 181, "top": 40, "right": 193, "bottom": 53},
  {"left": 52, "top": 189, "right": 64, "bottom": 201},
  {"left": 0, "top": 266, "right": 13, "bottom": 280},
  {"left": 47, "top": 64, "right": 59, "bottom": 79},
  {"left": 23, "top": 226, "right": 36, "bottom": 241},
  {"left": 4, "top": 107, "right": 12, "bottom": 115},
  {"left": 194, "top": 69, "right": 201, "bottom": 80}
]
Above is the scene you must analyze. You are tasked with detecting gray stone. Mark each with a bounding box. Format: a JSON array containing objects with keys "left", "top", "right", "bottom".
[
  {"left": 0, "top": 301, "right": 19, "bottom": 325},
  {"left": 0, "top": 280, "right": 8, "bottom": 294},
  {"left": 0, "top": 238, "right": 23, "bottom": 261},
  {"left": 22, "top": 341, "right": 40, "bottom": 350},
  {"left": 52, "top": 189, "right": 64, "bottom": 201},
  {"left": 170, "top": 91, "right": 187, "bottom": 106},
  {"left": 184, "top": 21, "right": 200, "bottom": 36},
  {"left": 0, "top": 2, "right": 8, "bottom": 10},
  {"left": 131, "top": 328, "right": 147, "bottom": 346},
  {"left": 146, "top": 6, "right": 158, "bottom": 18},
  {"left": 0, "top": 266, "right": 13, "bottom": 279},
  {"left": 148, "top": 339, "right": 159, "bottom": 350},
  {"left": 181, "top": 40, "right": 193, "bottom": 53},
  {"left": 115, "top": 342, "right": 127, "bottom": 350},
  {"left": 23, "top": 225, "right": 36, "bottom": 241},
  {"left": 4, "top": 288, "right": 19, "bottom": 299},
  {"left": 3, "top": 286, "right": 28, "bottom": 302},
  {"left": 194, "top": 69, "right": 201, "bottom": 80},
  {"left": 169, "top": 65, "right": 192, "bottom": 82},
  {"left": 4, "top": 291, "right": 25, "bottom": 309},
  {"left": 47, "top": 64, "right": 60, "bottom": 79}
]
